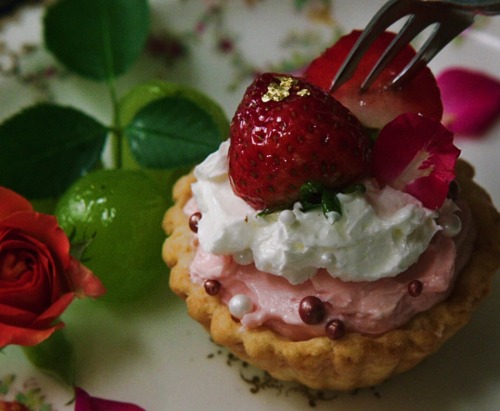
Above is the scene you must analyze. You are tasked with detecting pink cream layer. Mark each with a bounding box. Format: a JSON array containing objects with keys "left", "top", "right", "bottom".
[{"left": 189, "top": 202, "right": 475, "bottom": 341}]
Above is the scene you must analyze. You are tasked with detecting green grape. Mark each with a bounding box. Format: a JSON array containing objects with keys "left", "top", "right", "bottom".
[{"left": 55, "top": 169, "right": 168, "bottom": 303}]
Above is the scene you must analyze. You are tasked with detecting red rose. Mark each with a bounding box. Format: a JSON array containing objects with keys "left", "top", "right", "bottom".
[{"left": 0, "top": 187, "right": 105, "bottom": 348}]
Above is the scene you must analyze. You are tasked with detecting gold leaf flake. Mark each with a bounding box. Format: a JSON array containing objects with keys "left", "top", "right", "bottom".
[
  {"left": 262, "top": 76, "right": 298, "bottom": 102},
  {"left": 297, "top": 88, "right": 310, "bottom": 97}
]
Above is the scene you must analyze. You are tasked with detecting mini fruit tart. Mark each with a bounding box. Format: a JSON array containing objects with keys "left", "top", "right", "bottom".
[{"left": 162, "top": 31, "right": 500, "bottom": 390}]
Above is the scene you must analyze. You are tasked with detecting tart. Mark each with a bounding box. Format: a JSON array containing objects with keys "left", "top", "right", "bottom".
[
  {"left": 163, "top": 159, "right": 499, "bottom": 390},
  {"left": 162, "top": 31, "right": 500, "bottom": 390}
]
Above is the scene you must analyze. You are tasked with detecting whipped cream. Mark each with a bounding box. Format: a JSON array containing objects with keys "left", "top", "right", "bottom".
[{"left": 191, "top": 141, "right": 440, "bottom": 284}]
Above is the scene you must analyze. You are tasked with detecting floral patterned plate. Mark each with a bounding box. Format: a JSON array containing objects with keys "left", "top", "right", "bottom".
[{"left": 0, "top": 1, "right": 499, "bottom": 410}]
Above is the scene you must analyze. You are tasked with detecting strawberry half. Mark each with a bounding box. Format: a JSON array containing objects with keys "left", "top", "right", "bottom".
[
  {"left": 304, "top": 30, "right": 443, "bottom": 129},
  {"left": 228, "top": 73, "right": 371, "bottom": 210},
  {"left": 371, "top": 113, "right": 460, "bottom": 210}
]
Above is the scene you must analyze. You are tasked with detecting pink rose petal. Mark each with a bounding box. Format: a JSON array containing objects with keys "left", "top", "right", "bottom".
[
  {"left": 75, "top": 387, "right": 145, "bottom": 411},
  {"left": 437, "top": 67, "right": 500, "bottom": 137},
  {"left": 371, "top": 113, "right": 460, "bottom": 209}
]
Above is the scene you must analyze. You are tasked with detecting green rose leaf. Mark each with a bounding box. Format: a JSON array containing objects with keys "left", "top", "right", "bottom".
[
  {"left": 119, "top": 80, "right": 230, "bottom": 140},
  {"left": 43, "top": 0, "right": 150, "bottom": 81},
  {"left": 125, "top": 96, "right": 222, "bottom": 168},
  {"left": 22, "top": 329, "right": 75, "bottom": 386},
  {"left": 0, "top": 103, "right": 107, "bottom": 199}
]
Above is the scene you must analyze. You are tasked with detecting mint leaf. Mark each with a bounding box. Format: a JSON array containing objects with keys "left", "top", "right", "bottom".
[
  {"left": 0, "top": 104, "right": 107, "bottom": 198},
  {"left": 299, "top": 181, "right": 323, "bottom": 211},
  {"left": 125, "top": 96, "right": 222, "bottom": 168},
  {"left": 44, "top": 0, "right": 150, "bottom": 81},
  {"left": 299, "top": 182, "right": 349, "bottom": 222},
  {"left": 22, "top": 329, "right": 75, "bottom": 386},
  {"left": 321, "top": 189, "right": 342, "bottom": 218}
]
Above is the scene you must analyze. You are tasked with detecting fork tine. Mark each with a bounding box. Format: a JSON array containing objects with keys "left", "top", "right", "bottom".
[
  {"left": 329, "top": 0, "right": 411, "bottom": 92},
  {"left": 360, "top": 13, "right": 435, "bottom": 91},
  {"left": 391, "top": 10, "right": 475, "bottom": 88},
  {"left": 330, "top": 0, "right": 478, "bottom": 93}
]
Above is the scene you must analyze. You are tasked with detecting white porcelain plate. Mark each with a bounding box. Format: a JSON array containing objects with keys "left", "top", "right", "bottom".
[{"left": 0, "top": 1, "right": 499, "bottom": 410}]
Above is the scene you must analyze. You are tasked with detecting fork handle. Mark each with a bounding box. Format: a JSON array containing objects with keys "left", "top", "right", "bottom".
[{"left": 426, "top": 0, "right": 500, "bottom": 14}]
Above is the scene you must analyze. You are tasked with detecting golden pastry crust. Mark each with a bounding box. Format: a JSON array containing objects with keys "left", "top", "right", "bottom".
[{"left": 162, "top": 160, "right": 500, "bottom": 390}]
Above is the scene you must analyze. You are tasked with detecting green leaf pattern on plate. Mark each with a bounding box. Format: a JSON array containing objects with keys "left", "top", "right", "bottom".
[{"left": 1, "top": 373, "right": 56, "bottom": 410}]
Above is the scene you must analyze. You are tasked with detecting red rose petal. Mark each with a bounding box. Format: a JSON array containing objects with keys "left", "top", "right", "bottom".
[
  {"left": 371, "top": 113, "right": 460, "bottom": 209},
  {"left": 0, "top": 303, "right": 38, "bottom": 325},
  {"left": 437, "top": 67, "right": 500, "bottom": 136},
  {"left": 0, "top": 187, "right": 33, "bottom": 220},
  {"left": 75, "top": 387, "right": 146, "bottom": 411},
  {"left": 35, "top": 292, "right": 75, "bottom": 324},
  {"left": 67, "top": 257, "right": 106, "bottom": 298},
  {"left": 0, "top": 293, "right": 74, "bottom": 347},
  {"left": 0, "top": 319, "right": 62, "bottom": 347},
  {"left": 0, "top": 230, "right": 68, "bottom": 309},
  {"left": 2, "top": 212, "right": 71, "bottom": 270}
]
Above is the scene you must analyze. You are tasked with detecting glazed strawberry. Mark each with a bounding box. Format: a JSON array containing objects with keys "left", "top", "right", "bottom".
[
  {"left": 304, "top": 30, "right": 443, "bottom": 129},
  {"left": 228, "top": 73, "right": 371, "bottom": 210}
]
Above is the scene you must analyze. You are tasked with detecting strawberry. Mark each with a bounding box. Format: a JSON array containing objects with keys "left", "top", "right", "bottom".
[
  {"left": 304, "top": 30, "right": 443, "bottom": 129},
  {"left": 228, "top": 73, "right": 371, "bottom": 210}
]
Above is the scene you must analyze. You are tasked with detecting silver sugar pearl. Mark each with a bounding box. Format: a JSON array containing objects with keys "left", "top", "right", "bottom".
[
  {"left": 279, "top": 209, "right": 296, "bottom": 225},
  {"left": 439, "top": 214, "right": 462, "bottom": 237},
  {"left": 228, "top": 294, "right": 253, "bottom": 319},
  {"left": 320, "top": 252, "right": 336, "bottom": 266},
  {"left": 233, "top": 249, "right": 253, "bottom": 265}
]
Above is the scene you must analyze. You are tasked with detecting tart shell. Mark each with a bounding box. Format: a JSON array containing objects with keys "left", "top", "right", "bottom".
[{"left": 162, "top": 160, "right": 500, "bottom": 390}]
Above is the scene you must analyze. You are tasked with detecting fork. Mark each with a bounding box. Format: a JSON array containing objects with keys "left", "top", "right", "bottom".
[{"left": 330, "top": 0, "right": 500, "bottom": 92}]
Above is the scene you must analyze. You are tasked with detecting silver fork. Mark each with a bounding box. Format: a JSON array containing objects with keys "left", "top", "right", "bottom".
[{"left": 330, "top": 0, "right": 500, "bottom": 92}]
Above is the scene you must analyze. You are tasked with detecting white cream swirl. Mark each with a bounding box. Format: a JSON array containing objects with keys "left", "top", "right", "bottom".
[{"left": 191, "top": 141, "right": 440, "bottom": 284}]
